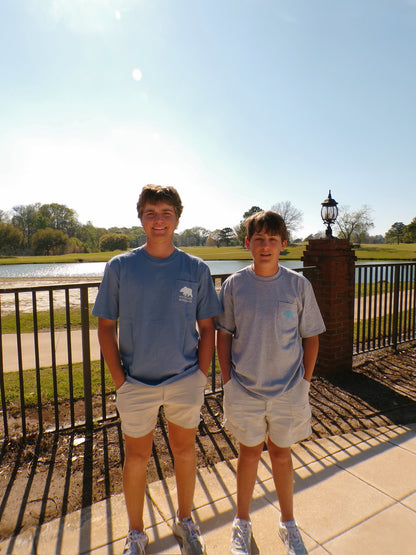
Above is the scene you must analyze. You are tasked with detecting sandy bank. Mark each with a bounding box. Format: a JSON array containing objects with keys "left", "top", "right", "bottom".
[{"left": 0, "top": 277, "right": 101, "bottom": 315}]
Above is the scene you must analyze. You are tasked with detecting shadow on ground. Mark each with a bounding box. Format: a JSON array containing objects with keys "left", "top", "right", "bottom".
[{"left": 0, "top": 344, "right": 415, "bottom": 541}]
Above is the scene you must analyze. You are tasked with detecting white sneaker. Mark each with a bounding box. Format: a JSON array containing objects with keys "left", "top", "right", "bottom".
[
  {"left": 230, "top": 517, "right": 252, "bottom": 554},
  {"left": 173, "top": 515, "right": 206, "bottom": 554},
  {"left": 122, "top": 529, "right": 149, "bottom": 554},
  {"left": 278, "top": 520, "right": 308, "bottom": 555}
]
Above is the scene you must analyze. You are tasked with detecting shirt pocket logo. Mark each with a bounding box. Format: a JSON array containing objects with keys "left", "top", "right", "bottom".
[
  {"left": 283, "top": 309, "right": 295, "bottom": 321},
  {"left": 179, "top": 285, "right": 193, "bottom": 303}
]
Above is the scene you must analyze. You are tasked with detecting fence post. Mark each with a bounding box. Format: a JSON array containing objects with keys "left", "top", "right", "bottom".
[
  {"left": 80, "top": 286, "right": 93, "bottom": 432},
  {"left": 0, "top": 300, "right": 8, "bottom": 438},
  {"left": 302, "top": 238, "right": 356, "bottom": 376},
  {"left": 391, "top": 264, "right": 401, "bottom": 353}
]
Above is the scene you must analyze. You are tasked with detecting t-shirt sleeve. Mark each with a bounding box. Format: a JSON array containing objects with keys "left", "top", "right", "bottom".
[
  {"left": 215, "top": 278, "right": 235, "bottom": 335},
  {"left": 298, "top": 280, "right": 326, "bottom": 338},
  {"left": 196, "top": 264, "right": 222, "bottom": 320},
  {"left": 91, "top": 259, "right": 120, "bottom": 320}
]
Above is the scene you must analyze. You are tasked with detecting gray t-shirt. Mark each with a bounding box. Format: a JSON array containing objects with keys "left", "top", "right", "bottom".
[
  {"left": 216, "top": 265, "right": 326, "bottom": 398},
  {"left": 92, "top": 247, "right": 221, "bottom": 386}
]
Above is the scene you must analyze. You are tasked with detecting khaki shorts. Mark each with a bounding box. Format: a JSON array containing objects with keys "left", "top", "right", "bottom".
[
  {"left": 223, "top": 377, "right": 311, "bottom": 448},
  {"left": 116, "top": 370, "right": 207, "bottom": 438}
]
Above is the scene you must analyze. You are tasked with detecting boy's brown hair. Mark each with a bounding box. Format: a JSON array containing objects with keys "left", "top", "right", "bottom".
[
  {"left": 137, "top": 185, "right": 184, "bottom": 220},
  {"left": 245, "top": 210, "right": 288, "bottom": 242}
]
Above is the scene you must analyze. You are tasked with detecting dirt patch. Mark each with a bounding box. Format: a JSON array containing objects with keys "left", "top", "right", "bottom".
[{"left": 1, "top": 344, "right": 415, "bottom": 541}]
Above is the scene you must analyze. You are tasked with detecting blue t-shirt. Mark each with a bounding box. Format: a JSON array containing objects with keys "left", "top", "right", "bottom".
[{"left": 92, "top": 247, "right": 222, "bottom": 386}]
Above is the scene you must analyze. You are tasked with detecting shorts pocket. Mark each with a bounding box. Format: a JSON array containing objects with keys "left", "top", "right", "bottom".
[{"left": 116, "top": 380, "right": 129, "bottom": 393}]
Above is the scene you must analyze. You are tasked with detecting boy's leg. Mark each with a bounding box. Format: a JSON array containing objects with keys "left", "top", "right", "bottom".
[
  {"left": 267, "top": 438, "right": 294, "bottom": 522},
  {"left": 123, "top": 431, "right": 154, "bottom": 532},
  {"left": 167, "top": 421, "right": 198, "bottom": 519},
  {"left": 236, "top": 442, "right": 264, "bottom": 521}
]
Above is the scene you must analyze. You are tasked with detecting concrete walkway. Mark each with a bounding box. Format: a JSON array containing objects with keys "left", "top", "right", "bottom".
[
  {"left": 1, "top": 330, "right": 101, "bottom": 372},
  {"left": 1, "top": 423, "right": 415, "bottom": 554}
]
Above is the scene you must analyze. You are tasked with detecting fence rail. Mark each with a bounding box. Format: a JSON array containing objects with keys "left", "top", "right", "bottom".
[
  {"left": 354, "top": 262, "right": 416, "bottom": 354},
  {"left": 1, "top": 263, "right": 414, "bottom": 439}
]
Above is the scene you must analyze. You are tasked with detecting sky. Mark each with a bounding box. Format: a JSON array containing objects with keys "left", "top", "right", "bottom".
[{"left": 1, "top": 0, "right": 416, "bottom": 239}]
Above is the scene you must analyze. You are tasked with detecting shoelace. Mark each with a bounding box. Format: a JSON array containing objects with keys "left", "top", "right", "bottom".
[
  {"left": 286, "top": 527, "right": 304, "bottom": 550},
  {"left": 182, "top": 518, "right": 201, "bottom": 542},
  {"left": 233, "top": 522, "right": 250, "bottom": 549},
  {"left": 130, "top": 531, "right": 147, "bottom": 543}
]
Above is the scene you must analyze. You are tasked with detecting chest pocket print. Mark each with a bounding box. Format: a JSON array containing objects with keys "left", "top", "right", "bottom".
[
  {"left": 277, "top": 301, "right": 298, "bottom": 332},
  {"left": 176, "top": 280, "right": 197, "bottom": 308}
]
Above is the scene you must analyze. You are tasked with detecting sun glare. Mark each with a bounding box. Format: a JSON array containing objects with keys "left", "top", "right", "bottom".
[{"left": 132, "top": 68, "right": 143, "bottom": 81}]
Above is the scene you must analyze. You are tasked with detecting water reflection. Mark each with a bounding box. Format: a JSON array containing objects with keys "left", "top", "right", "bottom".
[{"left": 0, "top": 259, "right": 304, "bottom": 279}]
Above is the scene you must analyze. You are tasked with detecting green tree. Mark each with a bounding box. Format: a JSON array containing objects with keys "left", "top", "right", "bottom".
[
  {"left": 177, "top": 227, "right": 210, "bottom": 247},
  {"left": 403, "top": 217, "right": 416, "bottom": 243},
  {"left": 31, "top": 228, "right": 69, "bottom": 255},
  {"left": 385, "top": 222, "right": 406, "bottom": 244},
  {"left": 0, "top": 223, "right": 23, "bottom": 254},
  {"left": 99, "top": 233, "right": 129, "bottom": 252},
  {"left": 38, "top": 203, "right": 79, "bottom": 236},
  {"left": 128, "top": 226, "right": 147, "bottom": 248},
  {"left": 67, "top": 237, "right": 85, "bottom": 253},
  {"left": 235, "top": 206, "right": 263, "bottom": 245},
  {"left": 219, "top": 227, "right": 236, "bottom": 246},
  {"left": 75, "top": 222, "right": 107, "bottom": 252},
  {"left": 12, "top": 203, "right": 40, "bottom": 248}
]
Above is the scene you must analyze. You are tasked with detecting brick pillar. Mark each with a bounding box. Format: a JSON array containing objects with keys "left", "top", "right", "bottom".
[{"left": 302, "top": 239, "right": 356, "bottom": 376}]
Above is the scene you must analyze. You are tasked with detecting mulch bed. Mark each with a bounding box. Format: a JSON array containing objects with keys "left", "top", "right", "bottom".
[{"left": 1, "top": 344, "right": 415, "bottom": 540}]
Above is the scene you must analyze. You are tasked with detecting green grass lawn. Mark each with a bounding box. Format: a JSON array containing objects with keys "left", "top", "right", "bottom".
[
  {"left": 3, "top": 356, "right": 220, "bottom": 407},
  {"left": 354, "top": 243, "right": 416, "bottom": 260},
  {"left": 1, "top": 243, "right": 415, "bottom": 266},
  {"left": 0, "top": 305, "right": 97, "bottom": 334},
  {"left": 2, "top": 360, "right": 114, "bottom": 406}
]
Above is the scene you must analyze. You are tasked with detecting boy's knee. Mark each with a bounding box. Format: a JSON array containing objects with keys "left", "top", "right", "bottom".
[
  {"left": 267, "top": 440, "right": 291, "bottom": 462},
  {"left": 124, "top": 433, "right": 154, "bottom": 463},
  {"left": 168, "top": 426, "right": 197, "bottom": 459},
  {"left": 170, "top": 440, "right": 196, "bottom": 462},
  {"left": 239, "top": 442, "right": 264, "bottom": 462}
]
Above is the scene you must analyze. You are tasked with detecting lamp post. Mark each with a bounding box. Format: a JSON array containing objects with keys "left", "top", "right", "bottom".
[{"left": 321, "top": 190, "right": 338, "bottom": 238}]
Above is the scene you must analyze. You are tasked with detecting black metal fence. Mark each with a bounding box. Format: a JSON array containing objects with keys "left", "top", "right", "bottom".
[
  {"left": 1, "top": 263, "right": 414, "bottom": 440},
  {"left": 355, "top": 262, "right": 416, "bottom": 354}
]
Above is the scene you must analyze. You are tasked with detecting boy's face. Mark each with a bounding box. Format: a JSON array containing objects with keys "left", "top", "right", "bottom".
[
  {"left": 140, "top": 201, "right": 179, "bottom": 241},
  {"left": 245, "top": 230, "right": 287, "bottom": 277}
]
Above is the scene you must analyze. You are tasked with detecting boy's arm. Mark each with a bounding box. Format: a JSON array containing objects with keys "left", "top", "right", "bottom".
[
  {"left": 302, "top": 335, "right": 320, "bottom": 382},
  {"left": 197, "top": 317, "right": 216, "bottom": 376},
  {"left": 97, "top": 317, "right": 126, "bottom": 390},
  {"left": 216, "top": 329, "right": 233, "bottom": 385}
]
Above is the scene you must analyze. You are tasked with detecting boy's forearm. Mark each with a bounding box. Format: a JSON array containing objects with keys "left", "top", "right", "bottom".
[
  {"left": 216, "top": 329, "right": 233, "bottom": 384},
  {"left": 97, "top": 318, "right": 125, "bottom": 389},
  {"left": 197, "top": 318, "right": 215, "bottom": 375},
  {"left": 302, "top": 335, "right": 320, "bottom": 381}
]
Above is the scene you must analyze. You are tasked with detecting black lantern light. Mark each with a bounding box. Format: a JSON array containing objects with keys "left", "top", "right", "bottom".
[{"left": 321, "top": 190, "right": 338, "bottom": 238}]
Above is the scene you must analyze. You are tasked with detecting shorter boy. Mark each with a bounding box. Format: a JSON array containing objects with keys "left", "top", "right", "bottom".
[{"left": 216, "top": 211, "right": 325, "bottom": 555}]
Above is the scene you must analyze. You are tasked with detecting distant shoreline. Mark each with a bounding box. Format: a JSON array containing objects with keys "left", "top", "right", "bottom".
[
  {"left": 0, "top": 276, "right": 101, "bottom": 290},
  {"left": 0, "top": 243, "right": 415, "bottom": 266}
]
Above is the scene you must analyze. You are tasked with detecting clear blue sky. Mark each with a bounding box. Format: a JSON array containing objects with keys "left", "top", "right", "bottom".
[{"left": 1, "top": 0, "right": 415, "bottom": 239}]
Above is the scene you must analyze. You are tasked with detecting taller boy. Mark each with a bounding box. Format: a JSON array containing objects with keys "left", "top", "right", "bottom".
[
  {"left": 216, "top": 211, "right": 326, "bottom": 555},
  {"left": 93, "top": 185, "right": 221, "bottom": 555}
]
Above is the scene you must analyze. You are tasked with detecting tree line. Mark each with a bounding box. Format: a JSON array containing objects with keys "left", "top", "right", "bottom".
[{"left": 0, "top": 202, "right": 415, "bottom": 256}]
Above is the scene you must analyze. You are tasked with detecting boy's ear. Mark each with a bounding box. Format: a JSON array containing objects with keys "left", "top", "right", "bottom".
[
  {"left": 281, "top": 240, "right": 288, "bottom": 252},
  {"left": 244, "top": 237, "right": 250, "bottom": 249}
]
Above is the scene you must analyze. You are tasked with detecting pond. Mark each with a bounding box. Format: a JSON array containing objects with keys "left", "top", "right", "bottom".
[{"left": 0, "top": 259, "right": 305, "bottom": 279}]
